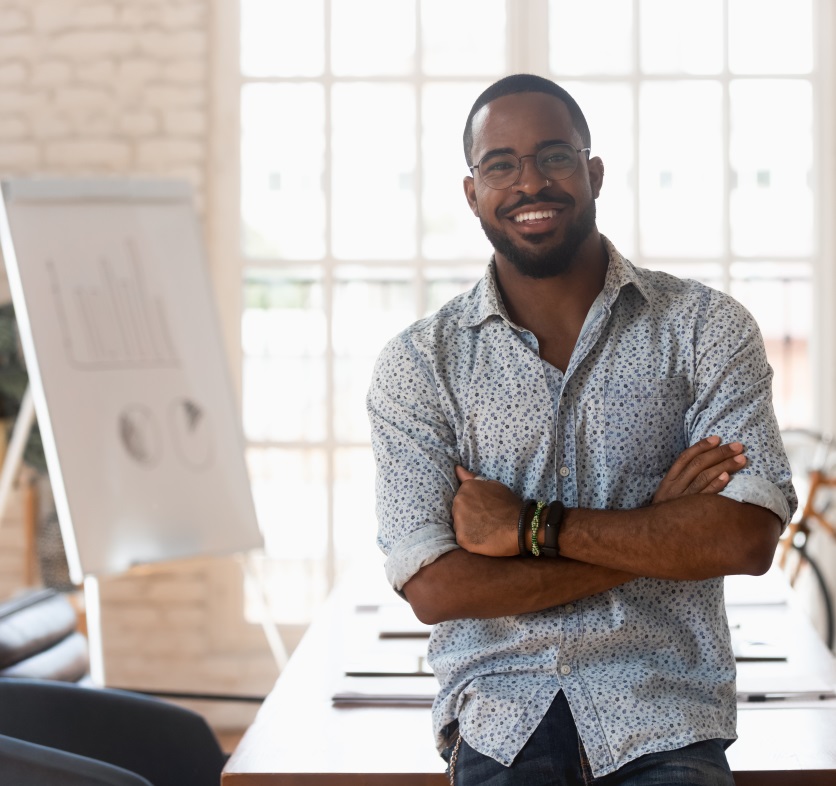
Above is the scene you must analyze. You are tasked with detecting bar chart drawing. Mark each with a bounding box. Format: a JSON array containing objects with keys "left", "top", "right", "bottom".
[{"left": 47, "top": 238, "right": 179, "bottom": 370}]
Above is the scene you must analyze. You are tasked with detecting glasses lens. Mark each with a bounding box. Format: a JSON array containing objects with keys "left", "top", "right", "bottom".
[
  {"left": 537, "top": 144, "right": 579, "bottom": 181},
  {"left": 478, "top": 153, "right": 520, "bottom": 189}
]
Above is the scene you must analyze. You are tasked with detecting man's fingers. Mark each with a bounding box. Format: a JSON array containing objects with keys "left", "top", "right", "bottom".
[
  {"left": 698, "top": 471, "right": 731, "bottom": 495},
  {"left": 664, "top": 436, "right": 722, "bottom": 480},
  {"left": 455, "top": 465, "right": 476, "bottom": 483}
]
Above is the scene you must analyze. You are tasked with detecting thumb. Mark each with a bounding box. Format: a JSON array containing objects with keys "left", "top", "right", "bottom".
[{"left": 455, "top": 465, "right": 476, "bottom": 483}]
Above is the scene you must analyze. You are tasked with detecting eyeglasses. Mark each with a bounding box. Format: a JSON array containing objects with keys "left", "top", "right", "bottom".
[{"left": 469, "top": 144, "right": 591, "bottom": 190}]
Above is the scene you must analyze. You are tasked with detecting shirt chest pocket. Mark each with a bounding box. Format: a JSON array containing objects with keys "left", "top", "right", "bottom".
[{"left": 604, "top": 377, "right": 691, "bottom": 477}]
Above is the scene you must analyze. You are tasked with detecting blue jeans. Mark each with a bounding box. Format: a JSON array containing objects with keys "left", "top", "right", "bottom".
[{"left": 441, "top": 692, "right": 734, "bottom": 786}]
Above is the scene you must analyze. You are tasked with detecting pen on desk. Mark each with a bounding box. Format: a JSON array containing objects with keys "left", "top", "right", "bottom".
[{"left": 741, "top": 692, "right": 835, "bottom": 702}]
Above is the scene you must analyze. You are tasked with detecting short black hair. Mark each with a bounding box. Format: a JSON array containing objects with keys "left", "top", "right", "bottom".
[{"left": 463, "top": 74, "right": 591, "bottom": 167}]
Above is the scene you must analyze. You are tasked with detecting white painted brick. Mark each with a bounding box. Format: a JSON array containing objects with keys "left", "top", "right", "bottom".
[
  {"left": 74, "top": 59, "right": 117, "bottom": 85},
  {"left": 116, "top": 59, "right": 161, "bottom": 87},
  {"left": 163, "top": 109, "right": 206, "bottom": 136},
  {"left": 29, "top": 112, "right": 74, "bottom": 140},
  {"left": 118, "top": 4, "right": 164, "bottom": 29},
  {"left": 30, "top": 59, "right": 73, "bottom": 86},
  {"left": 0, "top": 8, "right": 29, "bottom": 34},
  {"left": 161, "top": 605, "right": 206, "bottom": 627},
  {"left": 72, "top": 3, "right": 118, "bottom": 28},
  {"left": 0, "top": 89, "right": 46, "bottom": 113},
  {"left": 52, "top": 85, "right": 112, "bottom": 109},
  {"left": 138, "top": 629, "right": 207, "bottom": 655},
  {"left": 51, "top": 31, "right": 136, "bottom": 59},
  {"left": 0, "top": 34, "right": 37, "bottom": 59},
  {"left": 0, "top": 62, "right": 28, "bottom": 84},
  {"left": 137, "top": 30, "right": 205, "bottom": 58},
  {"left": 161, "top": 3, "right": 206, "bottom": 29},
  {"left": 144, "top": 576, "right": 207, "bottom": 602},
  {"left": 98, "top": 576, "right": 146, "bottom": 601},
  {"left": 100, "top": 604, "right": 161, "bottom": 629},
  {"left": 44, "top": 139, "right": 131, "bottom": 169},
  {"left": 31, "top": 1, "right": 81, "bottom": 34},
  {"left": 144, "top": 84, "right": 205, "bottom": 109},
  {"left": 136, "top": 138, "right": 204, "bottom": 167},
  {"left": 0, "top": 143, "right": 41, "bottom": 170},
  {"left": 117, "top": 110, "right": 160, "bottom": 137},
  {"left": 70, "top": 109, "right": 118, "bottom": 137},
  {"left": 162, "top": 58, "right": 204, "bottom": 84}
]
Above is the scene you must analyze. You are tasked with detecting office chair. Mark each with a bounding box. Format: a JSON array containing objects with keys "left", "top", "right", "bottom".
[
  {"left": 0, "top": 587, "right": 89, "bottom": 681},
  {"left": 0, "top": 732, "right": 153, "bottom": 786},
  {"left": 0, "top": 677, "right": 228, "bottom": 786}
]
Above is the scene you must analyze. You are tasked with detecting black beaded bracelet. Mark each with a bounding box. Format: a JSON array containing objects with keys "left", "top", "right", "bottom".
[
  {"left": 541, "top": 500, "right": 565, "bottom": 558},
  {"left": 517, "top": 499, "right": 535, "bottom": 556}
]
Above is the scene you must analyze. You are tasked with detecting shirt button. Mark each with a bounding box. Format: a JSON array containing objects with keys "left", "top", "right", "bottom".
[
  {"left": 559, "top": 466, "right": 570, "bottom": 477},
  {"left": 560, "top": 664, "right": 572, "bottom": 676},
  {"left": 565, "top": 604, "right": 575, "bottom": 613}
]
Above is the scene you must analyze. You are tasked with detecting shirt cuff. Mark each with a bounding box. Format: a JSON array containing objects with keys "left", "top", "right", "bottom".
[
  {"left": 720, "top": 475, "right": 792, "bottom": 530},
  {"left": 384, "top": 524, "right": 460, "bottom": 594}
]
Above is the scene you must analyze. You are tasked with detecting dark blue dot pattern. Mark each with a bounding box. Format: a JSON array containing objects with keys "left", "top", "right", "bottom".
[{"left": 367, "top": 237, "right": 797, "bottom": 778}]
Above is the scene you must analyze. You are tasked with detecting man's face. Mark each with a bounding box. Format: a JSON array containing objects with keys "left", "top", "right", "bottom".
[{"left": 463, "top": 92, "right": 604, "bottom": 279}]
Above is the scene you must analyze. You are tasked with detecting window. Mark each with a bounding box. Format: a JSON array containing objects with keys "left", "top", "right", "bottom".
[{"left": 230, "top": 0, "right": 825, "bottom": 621}]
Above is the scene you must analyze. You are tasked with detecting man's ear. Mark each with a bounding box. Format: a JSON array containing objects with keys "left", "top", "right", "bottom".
[
  {"left": 464, "top": 176, "right": 479, "bottom": 216},
  {"left": 588, "top": 156, "right": 604, "bottom": 200}
]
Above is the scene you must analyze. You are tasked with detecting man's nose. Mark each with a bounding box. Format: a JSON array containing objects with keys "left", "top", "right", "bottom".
[{"left": 514, "top": 154, "right": 550, "bottom": 192}]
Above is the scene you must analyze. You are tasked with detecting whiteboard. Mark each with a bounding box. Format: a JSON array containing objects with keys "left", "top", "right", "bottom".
[{"left": 0, "top": 178, "right": 263, "bottom": 583}]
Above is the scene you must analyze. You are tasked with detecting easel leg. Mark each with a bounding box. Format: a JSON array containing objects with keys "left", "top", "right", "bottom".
[{"left": 238, "top": 554, "right": 289, "bottom": 672}]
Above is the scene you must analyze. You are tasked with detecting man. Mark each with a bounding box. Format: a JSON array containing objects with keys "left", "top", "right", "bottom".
[{"left": 367, "top": 74, "right": 795, "bottom": 785}]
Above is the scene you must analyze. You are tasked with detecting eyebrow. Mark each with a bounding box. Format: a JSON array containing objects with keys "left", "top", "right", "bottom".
[{"left": 478, "top": 139, "right": 573, "bottom": 161}]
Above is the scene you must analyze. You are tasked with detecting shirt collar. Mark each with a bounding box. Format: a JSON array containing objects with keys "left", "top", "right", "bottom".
[{"left": 458, "top": 235, "right": 649, "bottom": 330}]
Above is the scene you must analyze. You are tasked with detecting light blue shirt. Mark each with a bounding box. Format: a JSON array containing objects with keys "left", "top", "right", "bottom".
[{"left": 367, "top": 237, "right": 796, "bottom": 777}]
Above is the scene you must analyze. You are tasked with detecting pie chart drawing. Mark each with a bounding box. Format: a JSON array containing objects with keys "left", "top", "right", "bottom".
[
  {"left": 119, "top": 405, "right": 162, "bottom": 467},
  {"left": 169, "top": 397, "right": 214, "bottom": 470}
]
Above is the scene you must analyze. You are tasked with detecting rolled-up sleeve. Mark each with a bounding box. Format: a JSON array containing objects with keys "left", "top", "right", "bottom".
[
  {"left": 687, "top": 290, "right": 797, "bottom": 528},
  {"left": 367, "top": 332, "right": 461, "bottom": 593}
]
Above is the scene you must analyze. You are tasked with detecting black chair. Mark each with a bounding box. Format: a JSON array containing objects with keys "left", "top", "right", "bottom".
[
  {"left": 0, "top": 677, "right": 228, "bottom": 786},
  {"left": 0, "top": 732, "right": 153, "bottom": 786},
  {"left": 0, "top": 587, "right": 89, "bottom": 681}
]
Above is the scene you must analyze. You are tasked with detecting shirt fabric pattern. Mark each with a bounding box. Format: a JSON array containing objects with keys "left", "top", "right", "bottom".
[{"left": 367, "top": 237, "right": 796, "bottom": 778}]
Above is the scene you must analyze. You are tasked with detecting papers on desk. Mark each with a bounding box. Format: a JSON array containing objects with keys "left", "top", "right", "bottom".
[
  {"left": 737, "top": 670, "right": 836, "bottom": 703},
  {"left": 332, "top": 675, "right": 437, "bottom": 707},
  {"left": 724, "top": 567, "right": 791, "bottom": 606}
]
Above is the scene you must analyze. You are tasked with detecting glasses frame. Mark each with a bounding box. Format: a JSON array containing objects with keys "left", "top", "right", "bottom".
[{"left": 469, "top": 144, "right": 592, "bottom": 190}]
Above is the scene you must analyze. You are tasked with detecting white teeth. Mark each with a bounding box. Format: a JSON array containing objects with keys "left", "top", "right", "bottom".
[{"left": 514, "top": 209, "right": 557, "bottom": 223}]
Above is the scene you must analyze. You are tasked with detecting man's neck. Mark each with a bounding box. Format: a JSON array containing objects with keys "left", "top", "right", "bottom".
[{"left": 494, "top": 232, "right": 608, "bottom": 371}]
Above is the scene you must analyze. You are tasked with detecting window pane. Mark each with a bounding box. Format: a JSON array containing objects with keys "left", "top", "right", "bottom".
[
  {"left": 240, "top": 0, "right": 324, "bottom": 77},
  {"left": 422, "top": 0, "right": 506, "bottom": 75},
  {"left": 247, "top": 447, "right": 328, "bottom": 559},
  {"left": 649, "top": 262, "right": 723, "bottom": 290},
  {"left": 550, "top": 0, "right": 633, "bottom": 75},
  {"left": 242, "top": 270, "right": 326, "bottom": 441},
  {"left": 241, "top": 84, "right": 326, "bottom": 259},
  {"left": 639, "top": 81, "right": 723, "bottom": 257},
  {"left": 423, "top": 82, "right": 494, "bottom": 260},
  {"left": 561, "top": 82, "right": 635, "bottom": 256},
  {"left": 334, "top": 447, "right": 381, "bottom": 571},
  {"left": 333, "top": 268, "right": 416, "bottom": 442},
  {"left": 639, "top": 0, "right": 723, "bottom": 75},
  {"left": 729, "top": 0, "right": 813, "bottom": 74},
  {"left": 730, "top": 263, "right": 812, "bottom": 427},
  {"left": 332, "top": 84, "right": 416, "bottom": 259},
  {"left": 332, "top": 0, "right": 415, "bottom": 76},
  {"left": 423, "top": 266, "right": 484, "bottom": 316},
  {"left": 730, "top": 80, "right": 813, "bottom": 257}
]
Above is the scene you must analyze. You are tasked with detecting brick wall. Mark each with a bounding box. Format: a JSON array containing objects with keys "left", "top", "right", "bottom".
[{"left": 0, "top": 0, "right": 277, "bottom": 733}]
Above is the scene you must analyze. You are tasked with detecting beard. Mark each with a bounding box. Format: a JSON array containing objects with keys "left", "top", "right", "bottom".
[{"left": 479, "top": 197, "right": 597, "bottom": 280}]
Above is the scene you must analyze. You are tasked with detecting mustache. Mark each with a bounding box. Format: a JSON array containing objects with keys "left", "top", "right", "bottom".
[{"left": 498, "top": 193, "right": 574, "bottom": 219}]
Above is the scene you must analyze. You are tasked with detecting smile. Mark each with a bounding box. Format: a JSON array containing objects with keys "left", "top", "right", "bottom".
[{"left": 513, "top": 209, "right": 558, "bottom": 223}]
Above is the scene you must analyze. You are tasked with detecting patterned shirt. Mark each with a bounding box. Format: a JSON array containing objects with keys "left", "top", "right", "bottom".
[{"left": 367, "top": 237, "right": 796, "bottom": 778}]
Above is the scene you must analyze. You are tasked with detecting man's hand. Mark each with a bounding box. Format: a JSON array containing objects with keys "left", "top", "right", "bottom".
[
  {"left": 652, "top": 436, "right": 747, "bottom": 504},
  {"left": 452, "top": 466, "right": 521, "bottom": 557}
]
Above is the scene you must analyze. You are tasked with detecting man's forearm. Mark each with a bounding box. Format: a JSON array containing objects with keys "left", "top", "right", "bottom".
[
  {"left": 403, "top": 548, "right": 635, "bottom": 624},
  {"left": 558, "top": 494, "right": 781, "bottom": 581}
]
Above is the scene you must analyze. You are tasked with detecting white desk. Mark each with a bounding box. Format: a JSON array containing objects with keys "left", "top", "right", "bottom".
[{"left": 224, "top": 571, "right": 836, "bottom": 785}]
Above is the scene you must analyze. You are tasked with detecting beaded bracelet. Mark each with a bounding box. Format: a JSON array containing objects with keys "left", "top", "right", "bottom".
[
  {"left": 530, "top": 501, "right": 547, "bottom": 557},
  {"left": 517, "top": 499, "right": 535, "bottom": 556},
  {"left": 541, "top": 500, "right": 565, "bottom": 558}
]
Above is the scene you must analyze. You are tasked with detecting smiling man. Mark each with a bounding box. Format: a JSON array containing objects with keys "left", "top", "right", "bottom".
[{"left": 367, "top": 74, "right": 795, "bottom": 785}]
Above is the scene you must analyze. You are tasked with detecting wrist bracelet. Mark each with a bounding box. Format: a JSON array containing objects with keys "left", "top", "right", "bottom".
[
  {"left": 542, "top": 500, "right": 565, "bottom": 558},
  {"left": 530, "top": 501, "right": 547, "bottom": 557},
  {"left": 517, "top": 500, "right": 534, "bottom": 556}
]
